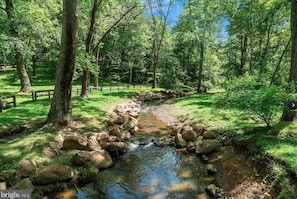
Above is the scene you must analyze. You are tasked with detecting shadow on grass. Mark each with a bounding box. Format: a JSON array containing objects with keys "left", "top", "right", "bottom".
[
  {"left": 0, "top": 98, "right": 51, "bottom": 129},
  {"left": 0, "top": 129, "right": 58, "bottom": 171}
]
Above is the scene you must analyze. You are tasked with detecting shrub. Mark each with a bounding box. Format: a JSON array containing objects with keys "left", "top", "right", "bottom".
[{"left": 216, "top": 76, "right": 288, "bottom": 128}]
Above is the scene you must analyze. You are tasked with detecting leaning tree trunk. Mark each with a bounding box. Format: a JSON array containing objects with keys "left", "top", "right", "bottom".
[
  {"left": 4, "top": 0, "right": 32, "bottom": 93},
  {"left": 281, "top": 0, "right": 297, "bottom": 122},
  {"left": 16, "top": 51, "right": 32, "bottom": 93},
  {"left": 47, "top": 0, "right": 79, "bottom": 126}
]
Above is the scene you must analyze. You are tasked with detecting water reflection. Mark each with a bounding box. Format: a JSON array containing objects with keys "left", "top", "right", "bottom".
[{"left": 95, "top": 144, "right": 209, "bottom": 199}]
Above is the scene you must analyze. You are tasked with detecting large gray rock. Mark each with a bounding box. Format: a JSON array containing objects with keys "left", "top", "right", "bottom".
[
  {"left": 90, "top": 150, "right": 113, "bottom": 169},
  {"left": 34, "top": 164, "right": 76, "bottom": 185},
  {"left": 171, "top": 125, "right": 182, "bottom": 136},
  {"left": 87, "top": 135, "right": 101, "bottom": 151},
  {"left": 181, "top": 126, "right": 197, "bottom": 141},
  {"left": 203, "top": 131, "right": 216, "bottom": 139},
  {"left": 96, "top": 131, "right": 109, "bottom": 147},
  {"left": 105, "top": 142, "right": 129, "bottom": 154},
  {"left": 16, "top": 159, "right": 37, "bottom": 177},
  {"left": 110, "top": 126, "right": 122, "bottom": 138},
  {"left": 63, "top": 136, "right": 90, "bottom": 151},
  {"left": 121, "top": 131, "right": 131, "bottom": 140},
  {"left": 71, "top": 151, "right": 90, "bottom": 166},
  {"left": 191, "top": 123, "right": 207, "bottom": 135},
  {"left": 195, "top": 139, "right": 219, "bottom": 155},
  {"left": 175, "top": 133, "right": 187, "bottom": 147}
]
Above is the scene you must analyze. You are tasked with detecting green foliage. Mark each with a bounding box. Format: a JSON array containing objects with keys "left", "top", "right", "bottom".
[{"left": 216, "top": 76, "right": 288, "bottom": 128}]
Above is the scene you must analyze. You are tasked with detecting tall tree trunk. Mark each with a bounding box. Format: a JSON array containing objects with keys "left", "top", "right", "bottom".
[
  {"left": 4, "top": 0, "right": 32, "bottom": 93},
  {"left": 281, "top": 0, "right": 297, "bottom": 122},
  {"left": 197, "top": 41, "right": 204, "bottom": 93},
  {"left": 81, "top": 0, "right": 100, "bottom": 98},
  {"left": 47, "top": 0, "right": 79, "bottom": 126},
  {"left": 93, "top": 46, "right": 100, "bottom": 88},
  {"left": 239, "top": 34, "right": 247, "bottom": 76},
  {"left": 81, "top": 69, "right": 89, "bottom": 98}
]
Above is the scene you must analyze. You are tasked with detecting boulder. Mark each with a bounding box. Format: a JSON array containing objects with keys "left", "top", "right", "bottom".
[
  {"left": 12, "top": 178, "right": 34, "bottom": 191},
  {"left": 63, "top": 136, "right": 90, "bottom": 151},
  {"left": 110, "top": 126, "right": 122, "bottom": 138},
  {"left": 34, "top": 164, "right": 76, "bottom": 185},
  {"left": 96, "top": 131, "right": 109, "bottom": 141},
  {"left": 206, "top": 184, "right": 217, "bottom": 197},
  {"left": 154, "top": 137, "right": 176, "bottom": 147},
  {"left": 175, "top": 133, "right": 187, "bottom": 147},
  {"left": 206, "top": 164, "right": 217, "bottom": 174},
  {"left": 195, "top": 139, "right": 219, "bottom": 155},
  {"left": 113, "top": 116, "right": 125, "bottom": 125},
  {"left": 171, "top": 125, "right": 182, "bottom": 136},
  {"left": 90, "top": 150, "right": 113, "bottom": 169},
  {"left": 191, "top": 123, "right": 207, "bottom": 135},
  {"left": 105, "top": 142, "right": 129, "bottom": 154},
  {"left": 0, "top": 170, "right": 16, "bottom": 186},
  {"left": 87, "top": 135, "right": 101, "bottom": 151},
  {"left": 108, "top": 135, "right": 121, "bottom": 142},
  {"left": 16, "top": 159, "right": 37, "bottom": 177},
  {"left": 186, "top": 141, "right": 196, "bottom": 152},
  {"left": 121, "top": 131, "right": 131, "bottom": 140},
  {"left": 181, "top": 126, "right": 197, "bottom": 141},
  {"left": 71, "top": 151, "right": 90, "bottom": 166},
  {"left": 203, "top": 131, "right": 216, "bottom": 139}
]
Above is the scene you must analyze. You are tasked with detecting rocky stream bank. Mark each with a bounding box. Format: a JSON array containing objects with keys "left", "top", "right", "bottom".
[{"left": 0, "top": 91, "right": 278, "bottom": 198}]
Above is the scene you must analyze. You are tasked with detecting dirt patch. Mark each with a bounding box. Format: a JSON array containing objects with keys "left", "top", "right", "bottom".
[{"left": 208, "top": 147, "right": 276, "bottom": 198}]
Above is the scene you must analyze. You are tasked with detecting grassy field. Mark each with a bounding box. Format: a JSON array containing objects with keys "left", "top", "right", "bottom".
[{"left": 0, "top": 68, "right": 149, "bottom": 170}]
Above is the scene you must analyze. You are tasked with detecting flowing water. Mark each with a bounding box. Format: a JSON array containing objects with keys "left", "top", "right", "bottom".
[
  {"left": 50, "top": 108, "right": 211, "bottom": 199},
  {"left": 92, "top": 108, "right": 211, "bottom": 199}
]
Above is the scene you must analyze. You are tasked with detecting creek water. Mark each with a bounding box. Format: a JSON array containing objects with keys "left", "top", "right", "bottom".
[{"left": 91, "top": 108, "right": 211, "bottom": 199}]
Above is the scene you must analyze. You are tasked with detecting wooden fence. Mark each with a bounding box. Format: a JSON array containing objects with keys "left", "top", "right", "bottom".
[
  {"left": 0, "top": 95, "right": 16, "bottom": 113},
  {"left": 0, "top": 85, "right": 150, "bottom": 112},
  {"left": 31, "top": 90, "right": 54, "bottom": 101}
]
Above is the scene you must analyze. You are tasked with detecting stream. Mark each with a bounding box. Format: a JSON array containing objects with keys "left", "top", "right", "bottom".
[{"left": 89, "top": 108, "right": 212, "bottom": 199}]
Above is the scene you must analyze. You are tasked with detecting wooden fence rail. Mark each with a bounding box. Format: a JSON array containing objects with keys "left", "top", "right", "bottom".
[
  {"left": 32, "top": 90, "right": 54, "bottom": 101},
  {"left": 0, "top": 95, "right": 16, "bottom": 113}
]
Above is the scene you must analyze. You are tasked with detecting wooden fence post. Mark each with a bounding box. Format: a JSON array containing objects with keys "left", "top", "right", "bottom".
[
  {"left": 0, "top": 98, "right": 2, "bottom": 113},
  {"left": 12, "top": 96, "right": 16, "bottom": 107}
]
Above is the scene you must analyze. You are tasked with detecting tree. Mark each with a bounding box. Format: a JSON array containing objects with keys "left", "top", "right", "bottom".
[
  {"left": 281, "top": 0, "right": 297, "bottom": 121},
  {"left": 80, "top": 0, "right": 101, "bottom": 98},
  {"left": 47, "top": 0, "right": 79, "bottom": 126},
  {"left": 0, "top": 0, "right": 32, "bottom": 92},
  {"left": 147, "top": 0, "right": 174, "bottom": 88}
]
